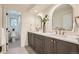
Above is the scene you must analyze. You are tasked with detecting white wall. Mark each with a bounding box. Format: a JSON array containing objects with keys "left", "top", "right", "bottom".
[{"left": 0, "top": 5, "right": 2, "bottom": 28}]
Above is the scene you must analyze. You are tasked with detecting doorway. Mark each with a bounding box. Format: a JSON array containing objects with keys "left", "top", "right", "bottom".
[{"left": 6, "top": 9, "right": 21, "bottom": 48}]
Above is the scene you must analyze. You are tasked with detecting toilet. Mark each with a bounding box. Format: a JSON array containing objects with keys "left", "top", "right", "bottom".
[
  {"left": 11, "top": 29, "right": 16, "bottom": 42},
  {"left": 11, "top": 36, "right": 16, "bottom": 42}
]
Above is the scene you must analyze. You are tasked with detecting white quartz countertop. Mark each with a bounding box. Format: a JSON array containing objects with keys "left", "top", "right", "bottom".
[{"left": 28, "top": 31, "right": 79, "bottom": 45}]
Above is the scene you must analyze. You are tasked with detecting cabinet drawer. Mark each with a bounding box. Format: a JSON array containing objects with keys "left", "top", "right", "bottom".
[{"left": 34, "top": 34, "right": 44, "bottom": 39}]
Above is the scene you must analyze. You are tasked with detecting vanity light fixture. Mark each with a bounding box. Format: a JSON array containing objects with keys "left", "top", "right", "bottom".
[
  {"left": 75, "top": 16, "right": 79, "bottom": 27},
  {"left": 75, "top": 16, "right": 79, "bottom": 18}
]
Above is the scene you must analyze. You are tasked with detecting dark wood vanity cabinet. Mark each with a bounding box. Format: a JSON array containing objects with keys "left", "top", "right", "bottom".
[
  {"left": 28, "top": 32, "right": 34, "bottom": 48},
  {"left": 44, "top": 37, "right": 56, "bottom": 54},
  {"left": 34, "top": 35, "right": 44, "bottom": 54},
  {"left": 44, "top": 38, "right": 78, "bottom": 54},
  {"left": 28, "top": 33, "right": 44, "bottom": 53},
  {"left": 33, "top": 34, "right": 56, "bottom": 54},
  {"left": 28, "top": 32, "right": 79, "bottom": 54},
  {"left": 55, "top": 39, "right": 78, "bottom": 54}
]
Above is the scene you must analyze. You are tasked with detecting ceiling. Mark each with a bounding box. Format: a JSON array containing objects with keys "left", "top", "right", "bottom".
[
  {"left": 0, "top": 4, "right": 55, "bottom": 13},
  {"left": 1, "top": 4, "right": 35, "bottom": 10},
  {"left": 30, "top": 4, "right": 54, "bottom": 14}
]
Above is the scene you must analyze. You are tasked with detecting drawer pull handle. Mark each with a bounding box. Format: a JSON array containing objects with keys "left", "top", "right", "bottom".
[{"left": 54, "top": 40, "right": 56, "bottom": 43}]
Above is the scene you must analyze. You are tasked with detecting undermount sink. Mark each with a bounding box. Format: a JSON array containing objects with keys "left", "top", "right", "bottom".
[
  {"left": 45, "top": 32, "right": 79, "bottom": 42},
  {"left": 35, "top": 31, "right": 79, "bottom": 41},
  {"left": 64, "top": 35, "right": 79, "bottom": 39},
  {"left": 62, "top": 35, "right": 79, "bottom": 42}
]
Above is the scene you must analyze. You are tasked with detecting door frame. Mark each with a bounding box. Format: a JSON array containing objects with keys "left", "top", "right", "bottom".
[{"left": 6, "top": 9, "right": 22, "bottom": 48}]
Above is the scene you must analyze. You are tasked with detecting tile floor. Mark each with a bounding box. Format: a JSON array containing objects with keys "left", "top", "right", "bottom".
[
  {"left": 6, "top": 46, "right": 36, "bottom": 54},
  {"left": 6, "top": 38, "right": 36, "bottom": 54},
  {"left": 9, "top": 39, "right": 21, "bottom": 48}
]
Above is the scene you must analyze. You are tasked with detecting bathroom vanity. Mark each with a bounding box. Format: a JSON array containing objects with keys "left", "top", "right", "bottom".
[{"left": 28, "top": 32, "right": 79, "bottom": 54}]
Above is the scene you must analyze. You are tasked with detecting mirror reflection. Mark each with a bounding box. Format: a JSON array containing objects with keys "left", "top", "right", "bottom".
[{"left": 53, "top": 4, "right": 73, "bottom": 31}]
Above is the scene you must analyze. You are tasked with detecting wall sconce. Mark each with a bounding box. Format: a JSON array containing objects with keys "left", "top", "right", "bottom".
[{"left": 75, "top": 16, "right": 79, "bottom": 27}]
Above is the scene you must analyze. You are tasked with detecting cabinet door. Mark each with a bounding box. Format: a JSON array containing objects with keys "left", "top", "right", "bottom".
[
  {"left": 34, "top": 35, "right": 44, "bottom": 54},
  {"left": 28, "top": 32, "right": 34, "bottom": 48},
  {"left": 68, "top": 43, "right": 78, "bottom": 54},
  {"left": 44, "top": 37, "right": 56, "bottom": 54},
  {"left": 28, "top": 32, "right": 31, "bottom": 46},
  {"left": 77, "top": 45, "right": 79, "bottom": 54},
  {"left": 56, "top": 39, "right": 78, "bottom": 54}
]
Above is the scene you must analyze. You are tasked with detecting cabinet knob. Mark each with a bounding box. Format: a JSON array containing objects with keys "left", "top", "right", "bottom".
[{"left": 51, "top": 40, "right": 53, "bottom": 42}]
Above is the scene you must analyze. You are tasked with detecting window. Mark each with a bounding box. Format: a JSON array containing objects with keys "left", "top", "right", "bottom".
[{"left": 10, "top": 18, "right": 18, "bottom": 27}]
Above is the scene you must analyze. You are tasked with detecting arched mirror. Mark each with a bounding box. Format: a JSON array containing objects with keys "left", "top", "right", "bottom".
[{"left": 53, "top": 4, "right": 73, "bottom": 31}]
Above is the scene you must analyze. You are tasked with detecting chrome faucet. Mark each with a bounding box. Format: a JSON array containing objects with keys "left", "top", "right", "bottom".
[
  {"left": 55, "top": 27, "right": 65, "bottom": 35},
  {"left": 58, "top": 27, "right": 65, "bottom": 35}
]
